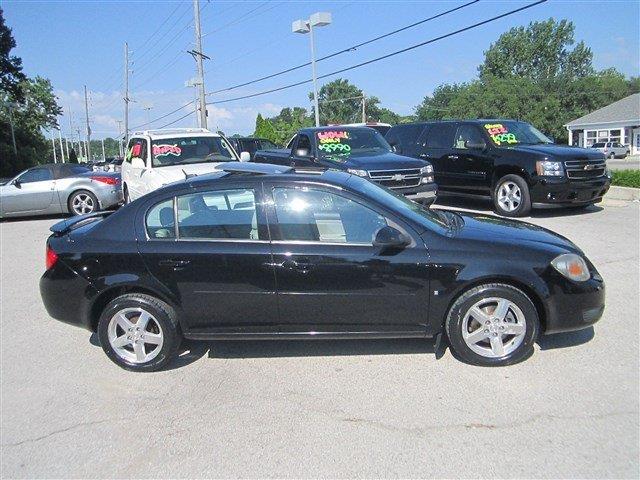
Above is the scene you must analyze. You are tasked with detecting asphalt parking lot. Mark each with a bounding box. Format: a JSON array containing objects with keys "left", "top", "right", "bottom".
[{"left": 1, "top": 197, "right": 638, "bottom": 478}]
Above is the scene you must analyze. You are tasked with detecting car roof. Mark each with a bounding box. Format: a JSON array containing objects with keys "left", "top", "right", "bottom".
[
  {"left": 298, "top": 125, "right": 383, "bottom": 135},
  {"left": 389, "top": 119, "right": 523, "bottom": 129},
  {"left": 129, "top": 128, "right": 222, "bottom": 140}
]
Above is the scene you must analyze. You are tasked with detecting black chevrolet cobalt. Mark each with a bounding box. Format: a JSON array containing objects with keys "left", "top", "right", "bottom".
[{"left": 40, "top": 163, "right": 605, "bottom": 371}]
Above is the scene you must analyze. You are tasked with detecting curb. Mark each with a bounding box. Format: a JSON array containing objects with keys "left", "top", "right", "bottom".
[{"left": 607, "top": 186, "right": 640, "bottom": 201}]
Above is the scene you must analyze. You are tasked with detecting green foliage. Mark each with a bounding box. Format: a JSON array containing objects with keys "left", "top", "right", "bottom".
[
  {"left": 0, "top": 8, "right": 25, "bottom": 101},
  {"left": 611, "top": 170, "right": 640, "bottom": 188},
  {"left": 416, "top": 19, "right": 638, "bottom": 144},
  {"left": 254, "top": 107, "right": 313, "bottom": 146}
]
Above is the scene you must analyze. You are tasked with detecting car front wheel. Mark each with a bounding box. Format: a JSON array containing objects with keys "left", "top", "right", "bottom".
[
  {"left": 445, "top": 283, "right": 539, "bottom": 366},
  {"left": 97, "top": 293, "right": 181, "bottom": 372},
  {"left": 493, "top": 174, "right": 532, "bottom": 217}
]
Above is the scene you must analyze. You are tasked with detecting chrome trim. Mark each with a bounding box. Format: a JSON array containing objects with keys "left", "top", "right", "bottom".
[{"left": 271, "top": 240, "right": 372, "bottom": 247}]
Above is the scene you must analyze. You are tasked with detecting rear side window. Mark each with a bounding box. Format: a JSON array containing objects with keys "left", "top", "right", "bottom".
[
  {"left": 273, "top": 187, "right": 387, "bottom": 244},
  {"left": 388, "top": 124, "right": 425, "bottom": 146},
  {"left": 177, "top": 189, "right": 258, "bottom": 240},
  {"left": 146, "top": 199, "right": 176, "bottom": 239},
  {"left": 424, "top": 123, "right": 456, "bottom": 149}
]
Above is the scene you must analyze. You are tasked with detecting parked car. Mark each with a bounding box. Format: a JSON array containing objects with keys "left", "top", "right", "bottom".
[
  {"left": 40, "top": 162, "right": 604, "bottom": 371},
  {"left": 121, "top": 128, "right": 247, "bottom": 202},
  {"left": 385, "top": 120, "right": 611, "bottom": 217},
  {"left": 227, "top": 136, "right": 279, "bottom": 160},
  {"left": 0, "top": 163, "right": 122, "bottom": 218},
  {"left": 591, "top": 142, "right": 627, "bottom": 159},
  {"left": 253, "top": 126, "right": 437, "bottom": 205}
]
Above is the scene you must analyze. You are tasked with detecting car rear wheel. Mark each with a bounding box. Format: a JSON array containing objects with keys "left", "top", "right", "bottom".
[
  {"left": 68, "top": 190, "right": 98, "bottom": 216},
  {"left": 445, "top": 283, "right": 539, "bottom": 366},
  {"left": 493, "top": 174, "right": 531, "bottom": 217},
  {"left": 608, "top": 152, "right": 615, "bottom": 159},
  {"left": 97, "top": 293, "right": 181, "bottom": 372}
]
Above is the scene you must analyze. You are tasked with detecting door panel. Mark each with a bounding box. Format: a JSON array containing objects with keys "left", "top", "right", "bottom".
[
  {"left": 138, "top": 186, "right": 278, "bottom": 333},
  {"left": 450, "top": 124, "right": 492, "bottom": 192},
  {"left": 1, "top": 168, "right": 55, "bottom": 214},
  {"left": 267, "top": 184, "right": 430, "bottom": 333}
]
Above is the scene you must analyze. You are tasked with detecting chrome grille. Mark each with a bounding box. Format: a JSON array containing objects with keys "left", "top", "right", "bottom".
[
  {"left": 368, "top": 168, "right": 422, "bottom": 189},
  {"left": 564, "top": 159, "right": 607, "bottom": 180}
]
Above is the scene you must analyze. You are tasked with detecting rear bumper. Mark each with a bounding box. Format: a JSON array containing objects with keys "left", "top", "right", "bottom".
[
  {"left": 97, "top": 186, "right": 124, "bottom": 210},
  {"left": 531, "top": 176, "right": 611, "bottom": 207},
  {"left": 40, "top": 261, "right": 96, "bottom": 331}
]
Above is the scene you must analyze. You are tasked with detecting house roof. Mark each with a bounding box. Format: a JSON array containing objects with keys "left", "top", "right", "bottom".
[{"left": 565, "top": 93, "right": 640, "bottom": 127}]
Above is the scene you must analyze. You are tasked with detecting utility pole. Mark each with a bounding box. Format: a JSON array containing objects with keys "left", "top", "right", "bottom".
[
  {"left": 116, "top": 120, "right": 124, "bottom": 156},
  {"left": 51, "top": 136, "right": 57, "bottom": 163},
  {"left": 65, "top": 137, "right": 70, "bottom": 159},
  {"left": 5, "top": 101, "right": 18, "bottom": 158},
  {"left": 361, "top": 94, "right": 366, "bottom": 123},
  {"left": 77, "top": 128, "right": 83, "bottom": 161},
  {"left": 84, "top": 85, "right": 92, "bottom": 161},
  {"left": 57, "top": 127, "right": 65, "bottom": 162},
  {"left": 192, "top": 0, "right": 208, "bottom": 129},
  {"left": 101, "top": 138, "right": 106, "bottom": 161},
  {"left": 124, "top": 42, "right": 130, "bottom": 145}
]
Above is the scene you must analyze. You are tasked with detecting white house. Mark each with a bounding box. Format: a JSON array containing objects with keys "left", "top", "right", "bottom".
[{"left": 565, "top": 93, "right": 640, "bottom": 154}]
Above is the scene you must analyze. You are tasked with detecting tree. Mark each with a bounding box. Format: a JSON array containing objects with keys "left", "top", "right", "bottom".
[
  {"left": 479, "top": 19, "right": 593, "bottom": 82},
  {"left": 0, "top": 8, "right": 25, "bottom": 101},
  {"left": 68, "top": 147, "right": 78, "bottom": 164}
]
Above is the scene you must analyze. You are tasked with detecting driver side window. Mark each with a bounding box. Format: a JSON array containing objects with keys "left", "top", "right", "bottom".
[
  {"left": 18, "top": 167, "right": 53, "bottom": 184},
  {"left": 453, "top": 125, "right": 485, "bottom": 149},
  {"left": 126, "top": 138, "right": 147, "bottom": 163},
  {"left": 295, "top": 134, "right": 312, "bottom": 155}
]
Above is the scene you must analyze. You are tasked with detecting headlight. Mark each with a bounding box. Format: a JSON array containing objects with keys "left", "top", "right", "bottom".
[
  {"left": 422, "top": 176, "right": 434, "bottom": 184},
  {"left": 551, "top": 254, "right": 590, "bottom": 281},
  {"left": 420, "top": 165, "right": 434, "bottom": 174},
  {"left": 536, "top": 160, "right": 564, "bottom": 177},
  {"left": 347, "top": 169, "right": 368, "bottom": 177}
]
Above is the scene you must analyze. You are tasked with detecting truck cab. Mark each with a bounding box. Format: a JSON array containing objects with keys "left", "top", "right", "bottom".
[
  {"left": 386, "top": 119, "right": 611, "bottom": 216},
  {"left": 253, "top": 126, "right": 437, "bottom": 204}
]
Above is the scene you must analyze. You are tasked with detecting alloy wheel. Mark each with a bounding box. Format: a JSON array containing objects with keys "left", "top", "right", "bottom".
[
  {"left": 461, "top": 297, "right": 526, "bottom": 358},
  {"left": 497, "top": 181, "right": 522, "bottom": 213},
  {"left": 71, "top": 193, "right": 95, "bottom": 215},
  {"left": 107, "top": 308, "right": 164, "bottom": 364}
]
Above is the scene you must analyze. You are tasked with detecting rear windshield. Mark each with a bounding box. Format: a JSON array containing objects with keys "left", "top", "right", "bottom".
[
  {"left": 592, "top": 142, "right": 606, "bottom": 148},
  {"left": 151, "top": 136, "right": 236, "bottom": 167}
]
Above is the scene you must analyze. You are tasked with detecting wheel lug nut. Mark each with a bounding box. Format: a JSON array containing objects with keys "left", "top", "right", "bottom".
[
  {"left": 485, "top": 321, "right": 490, "bottom": 326},
  {"left": 493, "top": 332, "right": 498, "bottom": 337}
]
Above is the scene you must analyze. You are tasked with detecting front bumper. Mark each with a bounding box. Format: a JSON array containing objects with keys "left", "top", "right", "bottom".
[
  {"left": 531, "top": 176, "right": 611, "bottom": 207},
  {"left": 393, "top": 182, "right": 438, "bottom": 204},
  {"left": 541, "top": 267, "right": 605, "bottom": 334}
]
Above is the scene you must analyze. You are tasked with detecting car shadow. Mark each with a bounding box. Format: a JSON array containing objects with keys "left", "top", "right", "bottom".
[
  {"left": 536, "top": 326, "right": 595, "bottom": 350},
  {"left": 0, "top": 213, "right": 69, "bottom": 223},
  {"left": 433, "top": 195, "right": 604, "bottom": 218}
]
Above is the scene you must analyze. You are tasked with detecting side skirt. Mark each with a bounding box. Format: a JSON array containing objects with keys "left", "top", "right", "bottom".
[{"left": 184, "top": 330, "right": 431, "bottom": 341}]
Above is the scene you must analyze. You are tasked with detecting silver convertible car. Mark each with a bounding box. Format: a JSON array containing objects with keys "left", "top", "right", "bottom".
[{"left": 0, "top": 163, "right": 123, "bottom": 219}]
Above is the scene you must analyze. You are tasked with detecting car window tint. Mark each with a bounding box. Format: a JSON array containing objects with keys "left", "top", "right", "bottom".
[
  {"left": 273, "top": 187, "right": 387, "bottom": 244},
  {"left": 126, "top": 138, "right": 147, "bottom": 162},
  {"left": 146, "top": 199, "right": 176, "bottom": 239},
  {"left": 259, "top": 139, "right": 277, "bottom": 149},
  {"left": 177, "top": 189, "right": 258, "bottom": 240},
  {"left": 425, "top": 123, "right": 456, "bottom": 149},
  {"left": 453, "top": 125, "right": 485, "bottom": 149},
  {"left": 296, "top": 134, "right": 312, "bottom": 151},
  {"left": 394, "top": 124, "right": 424, "bottom": 146},
  {"left": 19, "top": 167, "right": 52, "bottom": 183}
]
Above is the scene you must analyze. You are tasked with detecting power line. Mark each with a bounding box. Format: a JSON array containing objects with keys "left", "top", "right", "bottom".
[
  {"left": 207, "top": 0, "right": 547, "bottom": 105},
  {"left": 202, "top": 1, "right": 271, "bottom": 37},
  {"left": 130, "top": 100, "right": 195, "bottom": 130},
  {"left": 158, "top": 109, "right": 195, "bottom": 129},
  {"left": 136, "top": 1, "right": 185, "bottom": 53},
  {"left": 207, "top": 0, "right": 480, "bottom": 96}
]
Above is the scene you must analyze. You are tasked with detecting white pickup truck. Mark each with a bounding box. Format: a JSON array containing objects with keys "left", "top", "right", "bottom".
[{"left": 121, "top": 128, "right": 249, "bottom": 202}]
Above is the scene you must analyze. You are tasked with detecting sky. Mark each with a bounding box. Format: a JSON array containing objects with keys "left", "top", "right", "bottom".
[{"left": 3, "top": 0, "right": 640, "bottom": 139}]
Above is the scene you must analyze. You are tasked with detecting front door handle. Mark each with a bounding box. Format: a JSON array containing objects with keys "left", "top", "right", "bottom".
[
  {"left": 419, "top": 153, "right": 430, "bottom": 158},
  {"left": 158, "top": 259, "right": 190, "bottom": 268},
  {"left": 447, "top": 155, "right": 459, "bottom": 160},
  {"left": 278, "top": 259, "right": 313, "bottom": 273}
]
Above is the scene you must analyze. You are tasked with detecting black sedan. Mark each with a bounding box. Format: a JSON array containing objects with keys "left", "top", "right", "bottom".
[{"left": 40, "top": 163, "right": 605, "bottom": 371}]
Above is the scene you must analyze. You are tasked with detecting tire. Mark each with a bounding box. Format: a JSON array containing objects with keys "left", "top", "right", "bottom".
[
  {"left": 608, "top": 152, "right": 615, "bottom": 159},
  {"left": 97, "top": 293, "right": 181, "bottom": 372},
  {"left": 68, "top": 190, "right": 99, "bottom": 216},
  {"left": 445, "top": 283, "right": 539, "bottom": 367},
  {"left": 493, "top": 174, "right": 531, "bottom": 217}
]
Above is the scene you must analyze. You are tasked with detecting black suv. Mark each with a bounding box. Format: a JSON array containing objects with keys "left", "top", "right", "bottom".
[
  {"left": 386, "top": 120, "right": 611, "bottom": 217},
  {"left": 227, "top": 137, "right": 279, "bottom": 160}
]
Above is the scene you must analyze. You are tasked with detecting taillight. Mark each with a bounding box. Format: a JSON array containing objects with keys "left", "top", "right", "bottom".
[
  {"left": 46, "top": 246, "right": 58, "bottom": 270},
  {"left": 91, "top": 176, "right": 119, "bottom": 185}
]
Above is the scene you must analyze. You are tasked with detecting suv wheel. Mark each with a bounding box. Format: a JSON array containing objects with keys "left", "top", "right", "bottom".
[
  {"left": 445, "top": 283, "right": 539, "bottom": 366},
  {"left": 493, "top": 174, "right": 531, "bottom": 217},
  {"left": 97, "top": 293, "right": 181, "bottom": 372}
]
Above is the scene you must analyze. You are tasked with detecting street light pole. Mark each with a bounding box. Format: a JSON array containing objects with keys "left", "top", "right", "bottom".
[{"left": 293, "top": 12, "right": 332, "bottom": 127}]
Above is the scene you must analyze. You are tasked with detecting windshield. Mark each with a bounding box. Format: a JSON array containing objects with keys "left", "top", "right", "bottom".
[
  {"left": 151, "top": 136, "right": 236, "bottom": 167},
  {"left": 316, "top": 128, "right": 392, "bottom": 161},
  {"left": 348, "top": 175, "right": 457, "bottom": 231},
  {"left": 483, "top": 121, "right": 553, "bottom": 146}
]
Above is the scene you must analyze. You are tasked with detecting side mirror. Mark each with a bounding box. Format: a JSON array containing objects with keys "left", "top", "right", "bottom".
[
  {"left": 372, "top": 226, "right": 409, "bottom": 251},
  {"left": 295, "top": 148, "right": 311, "bottom": 158},
  {"left": 131, "top": 157, "right": 146, "bottom": 169},
  {"left": 239, "top": 151, "right": 251, "bottom": 162},
  {"left": 391, "top": 144, "right": 402, "bottom": 154},
  {"left": 12, "top": 179, "right": 21, "bottom": 188},
  {"left": 465, "top": 140, "right": 486, "bottom": 150}
]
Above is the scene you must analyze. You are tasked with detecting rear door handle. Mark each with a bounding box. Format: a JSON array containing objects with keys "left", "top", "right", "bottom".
[
  {"left": 158, "top": 259, "right": 190, "bottom": 268},
  {"left": 419, "top": 153, "right": 430, "bottom": 158},
  {"left": 279, "top": 259, "right": 313, "bottom": 272},
  {"left": 447, "top": 155, "right": 459, "bottom": 160}
]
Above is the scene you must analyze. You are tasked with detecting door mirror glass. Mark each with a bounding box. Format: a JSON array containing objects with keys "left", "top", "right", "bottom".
[
  {"left": 372, "top": 226, "right": 409, "bottom": 250},
  {"left": 12, "top": 179, "right": 21, "bottom": 188},
  {"left": 239, "top": 151, "right": 251, "bottom": 162},
  {"left": 464, "top": 140, "right": 486, "bottom": 150},
  {"left": 131, "top": 157, "right": 146, "bottom": 169},
  {"left": 295, "top": 148, "right": 311, "bottom": 158}
]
